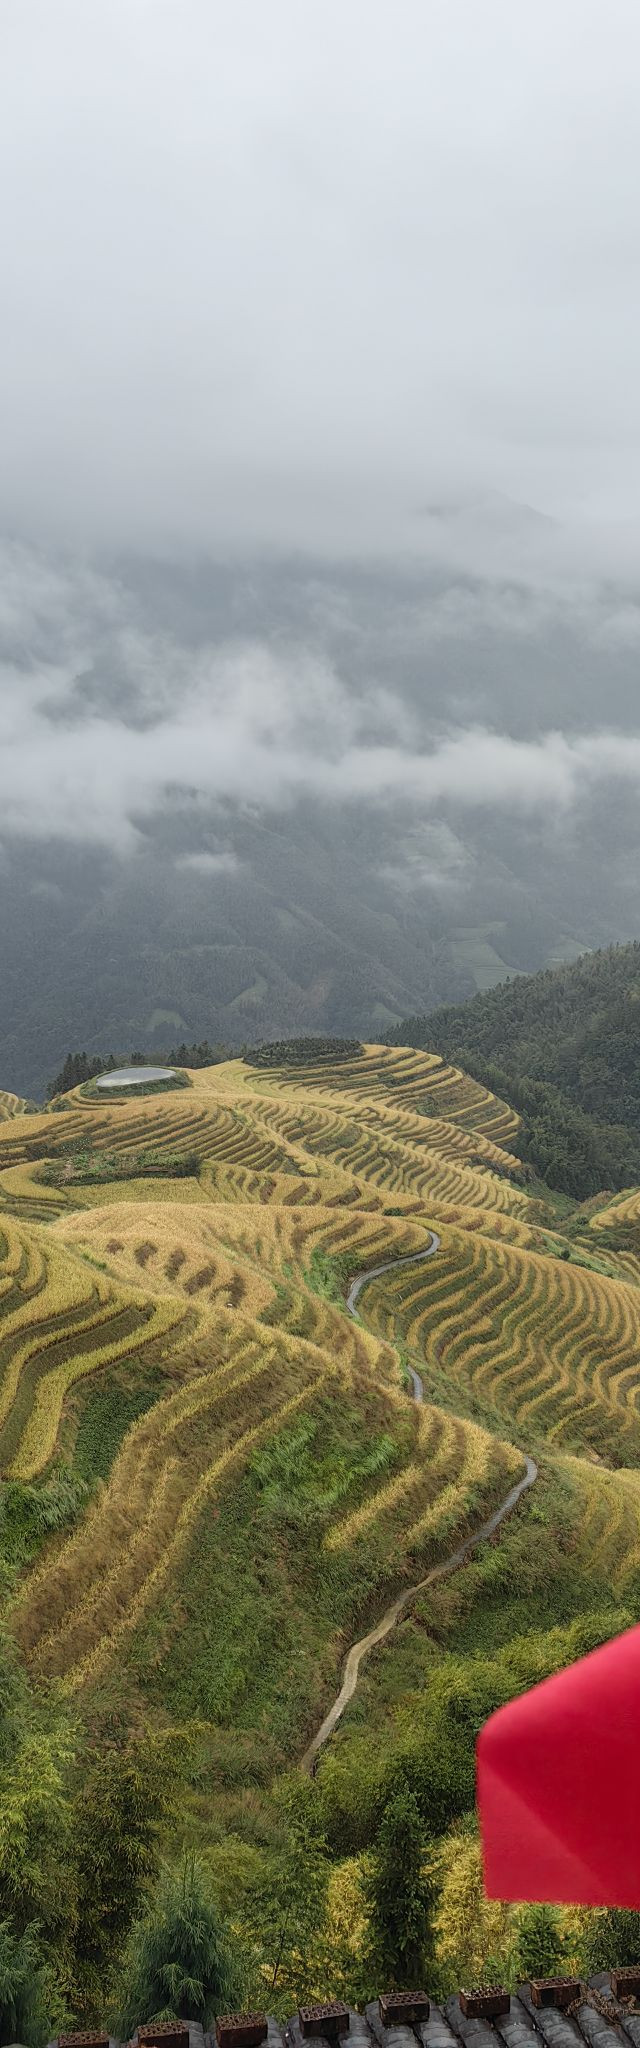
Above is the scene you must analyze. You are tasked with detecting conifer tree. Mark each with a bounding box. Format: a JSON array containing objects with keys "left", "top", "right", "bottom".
[
  {"left": 71, "top": 1727, "right": 170, "bottom": 2016},
  {"left": 116, "top": 1855, "right": 242, "bottom": 2033},
  {"left": 365, "top": 1787, "right": 436, "bottom": 1989},
  {"left": 515, "top": 1904, "right": 571, "bottom": 1981}
]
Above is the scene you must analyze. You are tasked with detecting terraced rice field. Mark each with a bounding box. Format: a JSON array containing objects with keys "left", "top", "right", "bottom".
[
  {"left": 3, "top": 1039, "right": 640, "bottom": 1777},
  {"left": 556, "top": 1452, "right": 640, "bottom": 1592},
  {"left": 14, "top": 1321, "right": 521, "bottom": 1701},
  {"left": 362, "top": 1223, "right": 640, "bottom": 1458},
  {"left": 59, "top": 1198, "right": 425, "bottom": 1295},
  {"left": 592, "top": 1188, "right": 640, "bottom": 1227},
  {"left": 243, "top": 1043, "right": 521, "bottom": 1147},
  {"left": 0, "top": 1214, "right": 191, "bottom": 1482},
  {"left": 14, "top": 1324, "right": 329, "bottom": 1684},
  {"left": 0, "top": 1090, "right": 30, "bottom": 1120}
]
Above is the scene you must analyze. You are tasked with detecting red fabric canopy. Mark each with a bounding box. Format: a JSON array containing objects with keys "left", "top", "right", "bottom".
[{"left": 477, "top": 1621, "right": 640, "bottom": 1907}]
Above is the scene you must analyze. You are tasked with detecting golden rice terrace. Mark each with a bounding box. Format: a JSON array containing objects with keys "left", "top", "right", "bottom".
[{"left": 1, "top": 1039, "right": 640, "bottom": 1827}]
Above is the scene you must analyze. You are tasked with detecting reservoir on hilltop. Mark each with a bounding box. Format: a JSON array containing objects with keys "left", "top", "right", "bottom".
[{"left": 95, "top": 1066, "right": 176, "bottom": 1090}]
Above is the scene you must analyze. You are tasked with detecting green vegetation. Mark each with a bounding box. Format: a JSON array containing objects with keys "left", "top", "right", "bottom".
[
  {"left": 240, "top": 1786, "right": 330, "bottom": 2011},
  {"left": 390, "top": 942, "right": 640, "bottom": 1197},
  {"left": 364, "top": 1786, "right": 436, "bottom": 1989},
  {"left": 72, "top": 1726, "right": 173, "bottom": 2020},
  {"left": 0, "top": 1920, "right": 54, "bottom": 2048},
  {"left": 126, "top": 1388, "right": 422, "bottom": 1751},
  {"left": 115, "top": 1855, "right": 244, "bottom": 2032},
  {"left": 81, "top": 1071, "right": 190, "bottom": 1100},
  {"left": 163, "top": 1041, "right": 230, "bottom": 1069},
  {"left": 2, "top": 1036, "right": 640, "bottom": 2029},
  {"left": 0, "top": 1468, "right": 89, "bottom": 1569},
  {"left": 49, "top": 1045, "right": 229, "bottom": 1099},
  {"left": 43, "top": 1148, "right": 201, "bottom": 1187},
  {"left": 244, "top": 1037, "right": 364, "bottom": 1068},
  {"left": 581, "top": 1908, "right": 640, "bottom": 1972},
  {"left": 311, "top": 1452, "right": 635, "bottom": 1854},
  {"left": 48, "top": 1050, "right": 119, "bottom": 1097},
  {"left": 71, "top": 1365, "right": 168, "bottom": 1484},
  {"left": 0, "top": 1634, "right": 179, "bottom": 2033},
  {"left": 303, "top": 1245, "right": 356, "bottom": 1303},
  {"left": 515, "top": 1905, "right": 574, "bottom": 1980}
]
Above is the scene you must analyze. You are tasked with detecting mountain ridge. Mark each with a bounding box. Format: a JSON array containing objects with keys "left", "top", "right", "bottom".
[{"left": 389, "top": 940, "right": 640, "bottom": 1197}]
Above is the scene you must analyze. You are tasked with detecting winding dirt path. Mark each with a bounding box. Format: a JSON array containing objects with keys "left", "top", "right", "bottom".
[
  {"left": 300, "top": 1233, "right": 537, "bottom": 1773},
  {"left": 345, "top": 1231, "right": 442, "bottom": 1398}
]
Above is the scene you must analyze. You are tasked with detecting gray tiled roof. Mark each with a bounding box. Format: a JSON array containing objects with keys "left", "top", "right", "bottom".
[{"left": 47, "top": 1979, "right": 640, "bottom": 2048}]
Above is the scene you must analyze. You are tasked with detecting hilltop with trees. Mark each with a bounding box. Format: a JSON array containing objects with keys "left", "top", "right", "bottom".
[{"left": 389, "top": 943, "right": 640, "bottom": 1198}]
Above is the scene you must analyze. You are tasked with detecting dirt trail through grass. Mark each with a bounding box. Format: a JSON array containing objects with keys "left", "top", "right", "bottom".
[
  {"left": 345, "top": 1232, "right": 442, "bottom": 1397},
  {"left": 301, "top": 1233, "right": 537, "bottom": 1771}
]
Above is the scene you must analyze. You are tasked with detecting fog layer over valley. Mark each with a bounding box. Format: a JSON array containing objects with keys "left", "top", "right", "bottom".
[{"left": 5, "top": 534, "right": 640, "bottom": 1096}]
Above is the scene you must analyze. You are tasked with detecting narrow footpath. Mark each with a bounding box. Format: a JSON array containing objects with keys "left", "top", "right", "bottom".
[
  {"left": 301, "top": 1232, "right": 537, "bottom": 1773},
  {"left": 345, "top": 1232, "right": 442, "bottom": 1398}
]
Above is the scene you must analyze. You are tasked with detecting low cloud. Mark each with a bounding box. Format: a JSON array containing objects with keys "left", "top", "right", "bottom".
[
  {"left": 176, "top": 851, "right": 241, "bottom": 876},
  {"left": 4, "top": 538, "right": 640, "bottom": 860},
  {"left": 379, "top": 823, "right": 471, "bottom": 894},
  {"left": 4, "top": 646, "right": 640, "bottom": 852}
]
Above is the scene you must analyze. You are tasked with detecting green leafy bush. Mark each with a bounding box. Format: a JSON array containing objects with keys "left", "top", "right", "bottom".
[
  {"left": 115, "top": 1855, "right": 243, "bottom": 2032},
  {"left": 244, "top": 1037, "right": 363, "bottom": 1069},
  {"left": 0, "top": 1919, "right": 54, "bottom": 2047}
]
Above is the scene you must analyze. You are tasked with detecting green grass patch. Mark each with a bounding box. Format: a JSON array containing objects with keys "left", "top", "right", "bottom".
[
  {"left": 125, "top": 1386, "right": 417, "bottom": 1752},
  {"left": 0, "top": 1465, "right": 90, "bottom": 1570},
  {"left": 302, "top": 1246, "right": 355, "bottom": 1304},
  {"left": 42, "top": 1147, "right": 202, "bottom": 1187},
  {"left": 70, "top": 1360, "right": 170, "bottom": 1483}
]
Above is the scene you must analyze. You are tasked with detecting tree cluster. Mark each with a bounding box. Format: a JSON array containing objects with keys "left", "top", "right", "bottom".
[
  {"left": 48, "top": 1044, "right": 229, "bottom": 1100},
  {"left": 48, "top": 1051, "right": 118, "bottom": 1098},
  {"left": 0, "top": 1641, "right": 249, "bottom": 2044},
  {"left": 389, "top": 942, "right": 640, "bottom": 1199},
  {"left": 244, "top": 1037, "right": 363, "bottom": 1069}
]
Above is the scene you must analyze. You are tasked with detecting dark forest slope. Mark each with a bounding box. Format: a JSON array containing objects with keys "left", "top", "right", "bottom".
[{"left": 390, "top": 943, "right": 640, "bottom": 1198}]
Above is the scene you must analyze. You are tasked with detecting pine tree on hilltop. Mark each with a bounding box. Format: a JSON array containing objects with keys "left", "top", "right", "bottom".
[{"left": 48, "top": 1050, "right": 117, "bottom": 1098}]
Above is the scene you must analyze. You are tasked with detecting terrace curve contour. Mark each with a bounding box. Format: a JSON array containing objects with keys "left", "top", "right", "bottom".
[{"left": 301, "top": 1231, "right": 537, "bottom": 1772}]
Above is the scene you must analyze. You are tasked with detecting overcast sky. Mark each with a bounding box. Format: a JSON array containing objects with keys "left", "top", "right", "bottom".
[
  {"left": 2, "top": 0, "right": 640, "bottom": 553},
  {"left": 5, "top": 3, "right": 640, "bottom": 863}
]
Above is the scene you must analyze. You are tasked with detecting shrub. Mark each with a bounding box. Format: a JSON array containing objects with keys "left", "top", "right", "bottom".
[
  {"left": 71, "top": 1727, "right": 171, "bottom": 2008},
  {"left": 580, "top": 1906, "right": 640, "bottom": 1973},
  {"left": 0, "top": 1919, "right": 53, "bottom": 2047},
  {"left": 244, "top": 1038, "right": 363, "bottom": 1070},
  {"left": 363, "top": 1786, "right": 437, "bottom": 1990},
  {"left": 514, "top": 1903, "right": 574, "bottom": 1980},
  {"left": 115, "top": 1854, "right": 244, "bottom": 2032}
]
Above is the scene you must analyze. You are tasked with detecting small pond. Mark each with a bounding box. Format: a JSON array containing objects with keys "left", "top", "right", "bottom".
[{"left": 94, "top": 1066, "right": 176, "bottom": 1090}]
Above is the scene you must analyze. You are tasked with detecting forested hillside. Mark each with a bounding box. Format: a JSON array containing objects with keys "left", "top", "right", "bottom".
[
  {"left": 390, "top": 943, "right": 640, "bottom": 1198},
  {"left": 1, "top": 1041, "right": 640, "bottom": 2030}
]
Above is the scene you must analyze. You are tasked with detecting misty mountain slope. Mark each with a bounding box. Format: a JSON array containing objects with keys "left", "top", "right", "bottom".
[
  {"left": 0, "top": 798, "right": 625, "bottom": 1102},
  {"left": 6, "top": 542, "right": 640, "bottom": 1099},
  {"left": 0, "top": 812, "right": 473, "bottom": 1099}
]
